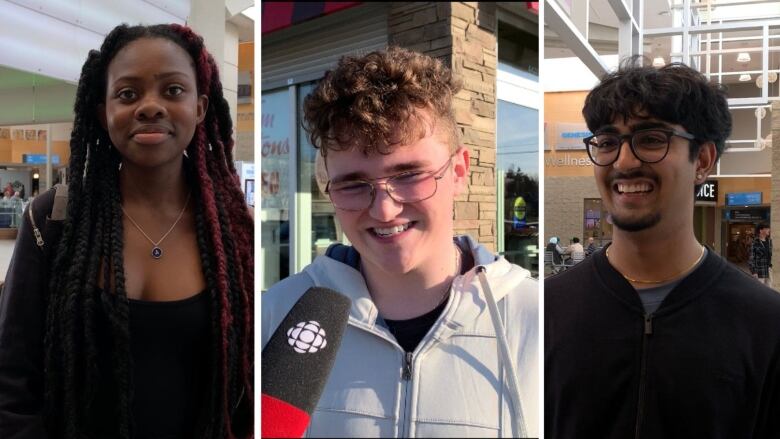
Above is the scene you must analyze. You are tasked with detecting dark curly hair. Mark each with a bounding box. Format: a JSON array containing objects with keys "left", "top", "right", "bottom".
[
  {"left": 44, "top": 23, "right": 253, "bottom": 438},
  {"left": 303, "top": 46, "right": 461, "bottom": 156},
  {"left": 582, "top": 56, "right": 732, "bottom": 160}
]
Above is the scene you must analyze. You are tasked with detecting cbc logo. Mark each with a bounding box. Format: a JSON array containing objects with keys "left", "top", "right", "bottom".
[{"left": 287, "top": 321, "right": 328, "bottom": 353}]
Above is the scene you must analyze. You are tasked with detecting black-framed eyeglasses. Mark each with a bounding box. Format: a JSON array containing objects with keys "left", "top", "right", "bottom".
[
  {"left": 583, "top": 129, "right": 697, "bottom": 166},
  {"left": 324, "top": 153, "right": 456, "bottom": 211}
]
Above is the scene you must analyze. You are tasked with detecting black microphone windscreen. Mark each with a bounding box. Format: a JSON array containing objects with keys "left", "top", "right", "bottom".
[{"left": 262, "top": 286, "right": 351, "bottom": 416}]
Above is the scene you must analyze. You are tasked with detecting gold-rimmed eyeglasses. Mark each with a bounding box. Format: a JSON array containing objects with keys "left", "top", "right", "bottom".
[{"left": 324, "top": 153, "right": 456, "bottom": 211}]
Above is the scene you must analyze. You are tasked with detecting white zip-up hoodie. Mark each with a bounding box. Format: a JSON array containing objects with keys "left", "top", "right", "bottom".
[{"left": 261, "top": 236, "right": 539, "bottom": 437}]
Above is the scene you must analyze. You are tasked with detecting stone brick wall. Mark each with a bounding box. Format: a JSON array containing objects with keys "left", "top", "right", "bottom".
[
  {"left": 544, "top": 176, "right": 601, "bottom": 244},
  {"left": 388, "top": 2, "right": 499, "bottom": 250}
]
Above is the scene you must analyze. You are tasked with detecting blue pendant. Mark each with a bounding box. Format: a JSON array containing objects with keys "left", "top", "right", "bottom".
[{"left": 152, "top": 247, "right": 163, "bottom": 259}]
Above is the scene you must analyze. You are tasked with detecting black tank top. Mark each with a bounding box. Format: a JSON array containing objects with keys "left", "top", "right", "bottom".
[{"left": 128, "top": 291, "right": 210, "bottom": 438}]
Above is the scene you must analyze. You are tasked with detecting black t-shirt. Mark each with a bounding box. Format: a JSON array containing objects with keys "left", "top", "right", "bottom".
[
  {"left": 384, "top": 298, "right": 449, "bottom": 353},
  {"left": 383, "top": 244, "right": 475, "bottom": 353},
  {"left": 128, "top": 291, "right": 210, "bottom": 439}
]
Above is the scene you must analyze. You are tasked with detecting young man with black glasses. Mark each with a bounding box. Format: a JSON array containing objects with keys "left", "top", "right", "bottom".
[
  {"left": 545, "top": 60, "right": 780, "bottom": 438},
  {"left": 262, "top": 47, "right": 539, "bottom": 437}
]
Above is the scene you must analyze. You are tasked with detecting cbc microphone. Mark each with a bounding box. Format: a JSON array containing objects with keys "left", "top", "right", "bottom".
[{"left": 261, "top": 287, "right": 351, "bottom": 438}]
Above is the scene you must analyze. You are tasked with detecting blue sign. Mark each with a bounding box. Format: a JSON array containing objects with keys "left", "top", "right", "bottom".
[
  {"left": 726, "top": 192, "right": 762, "bottom": 206},
  {"left": 22, "top": 154, "right": 60, "bottom": 164},
  {"left": 560, "top": 131, "right": 592, "bottom": 139}
]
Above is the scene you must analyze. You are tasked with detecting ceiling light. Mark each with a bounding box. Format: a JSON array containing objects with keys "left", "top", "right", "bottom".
[
  {"left": 739, "top": 74, "right": 751, "bottom": 82},
  {"left": 756, "top": 73, "right": 777, "bottom": 88},
  {"left": 737, "top": 52, "right": 751, "bottom": 63},
  {"left": 652, "top": 57, "right": 665, "bottom": 67}
]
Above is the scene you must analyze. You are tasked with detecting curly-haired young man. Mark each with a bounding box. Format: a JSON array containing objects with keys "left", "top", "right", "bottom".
[
  {"left": 545, "top": 58, "right": 780, "bottom": 438},
  {"left": 262, "top": 47, "right": 539, "bottom": 437}
]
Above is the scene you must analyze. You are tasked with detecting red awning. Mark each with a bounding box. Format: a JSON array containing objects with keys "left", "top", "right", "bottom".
[{"left": 262, "top": 2, "right": 362, "bottom": 35}]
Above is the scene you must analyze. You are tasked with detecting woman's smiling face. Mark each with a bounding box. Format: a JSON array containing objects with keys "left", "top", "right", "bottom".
[{"left": 100, "top": 37, "right": 208, "bottom": 169}]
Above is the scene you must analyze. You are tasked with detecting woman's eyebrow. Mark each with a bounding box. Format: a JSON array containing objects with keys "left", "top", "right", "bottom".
[
  {"left": 153, "top": 71, "right": 190, "bottom": 80},
  {"left": 111, "top": 71, "right": 191, "bottom": 83}
]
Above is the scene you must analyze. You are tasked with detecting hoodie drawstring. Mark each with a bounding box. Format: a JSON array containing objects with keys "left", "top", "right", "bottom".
[{"left": 476, "top": 266, "right": 527, "bottom": 438}]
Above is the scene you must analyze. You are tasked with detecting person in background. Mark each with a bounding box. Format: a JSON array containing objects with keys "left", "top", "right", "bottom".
[
  {"left": 749, "top": 223, "right": 772, "bottom": 287},
  {"left": 585, "top": 236, "right": 597, "bottom": 256},
  {"left": 546, "top": 236, "right": 564, "bottom": 266},
  {"left": 562, "top": 237, "right": 584, "bottom": 266},
  {"left": 563, "top": 237, "right": 584, "bottom": 256}
]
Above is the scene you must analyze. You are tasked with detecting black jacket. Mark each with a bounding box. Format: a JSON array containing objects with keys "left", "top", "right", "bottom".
[
  {"left": 0, "top": 189, "right": 57, "bottom": 438},
  {"left": 545, "top": 245, "right": 780, "bottom": 439},
  {"left": 749, "top": 237, "right": 772, "bottom": 278}
]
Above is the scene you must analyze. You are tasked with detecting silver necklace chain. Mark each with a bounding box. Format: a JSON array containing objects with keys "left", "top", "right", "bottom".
[{"left": 121, "top": 192, "right": 191, "bottom": 259}]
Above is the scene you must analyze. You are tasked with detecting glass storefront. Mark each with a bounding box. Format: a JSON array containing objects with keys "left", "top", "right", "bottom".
[
  {"left": 261, "top": 84, "right": 345, "bottom": 290},
  {"left": 296, "top": 83, "right": 345, "bottom": 263},
  {"left": 498, "top": 99, "right": 539, "bottom": 276},
  {"left": 497, "top": 54, "right": 540, "bottom": 276},
  {"left": 583, "top": 198, "right": 612, "bottom": 247},
  {"left": 260, "top": 89, "right": 291, "bottom": 289}
]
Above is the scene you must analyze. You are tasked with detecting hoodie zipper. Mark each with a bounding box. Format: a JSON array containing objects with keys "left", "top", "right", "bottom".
[
  {"left": 635, "top": 313, "right": 653, "bottom": 439},
  {"left": 400, "top": 351, "right": 413, "bottom": 437}
]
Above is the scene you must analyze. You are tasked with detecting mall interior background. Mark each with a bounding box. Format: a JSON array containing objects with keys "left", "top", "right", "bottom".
[
  {"left": 543, "top": 0, "right": 780, "bottom": 281},
  {"left": 0, "top": 0, "right": 255, "bottom": 285},
  {"left": 261, "top": 2, "right": 541, "bottom": 289}
]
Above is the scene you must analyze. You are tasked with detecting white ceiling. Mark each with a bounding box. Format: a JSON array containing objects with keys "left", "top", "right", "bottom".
[{"left": 545, "top": 0, "right": 780, "bottom": 85}]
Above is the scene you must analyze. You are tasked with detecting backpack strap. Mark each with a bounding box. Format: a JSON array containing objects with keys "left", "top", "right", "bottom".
[
  {"left": 28, "top": 183, "right": 68, "bottom": 250},
  {"left": 50, "top": 183, "right": 68, "bottom": 221},
  {"left": 325, "top": 243, "right": 361, "bottom": 270}
]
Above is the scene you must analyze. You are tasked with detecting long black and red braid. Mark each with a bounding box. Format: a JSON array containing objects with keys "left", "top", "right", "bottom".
[{"left": 44, "top": 23, "right": 253, "bottom": 439}]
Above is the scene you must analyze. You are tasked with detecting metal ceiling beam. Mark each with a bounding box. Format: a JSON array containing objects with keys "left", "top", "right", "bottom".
[
  {"left": 607, "top": 0, "right": 640, "bottom": 32},
  {"left": 544, "top": 0, "right": 609, "bottom": 77},
  {"left": 645, "top": 19, "right": 780, "bottom": 37}
]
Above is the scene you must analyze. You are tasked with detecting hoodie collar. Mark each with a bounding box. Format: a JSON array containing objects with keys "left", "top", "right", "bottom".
[{"left": 303, "top": 235, "right": 531, "bottom": 328}]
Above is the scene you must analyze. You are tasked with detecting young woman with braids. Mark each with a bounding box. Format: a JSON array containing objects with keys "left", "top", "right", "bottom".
[{"left": 0, "top": 24, "right": 253, "bottom": 438}]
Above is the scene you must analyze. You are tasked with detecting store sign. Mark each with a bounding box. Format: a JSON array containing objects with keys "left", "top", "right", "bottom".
[
  {"left": 727, "top": 209, "right": 768, "bottom": 222},
  {"left": 726, "top": 192, "right": 762, "bottom": 206},
  {"left": 554, "top": 122, "right": 591, "bottom": 150},
  {"left": 544, "top": 153, "right": 592, "bottom": 167},
  {"left": 695, "top": 180, "right": 717, "bottom": 202},
  {"left": 22, "top": 154, "right": 59, "bottom": 164}
]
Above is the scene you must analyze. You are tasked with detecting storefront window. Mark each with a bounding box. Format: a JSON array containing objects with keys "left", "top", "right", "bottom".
[
  {"left": 497, "top": 100, "right": 539, "bottom": 276},
  {"left": 261, "top": 88, "right": 291, "bottom": 290},
  {"left": 297, "top": 83, "right": 345, "bottom": 264},
  {"left": 583, "top": 198, "right": 612, "bottom": 246}
]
